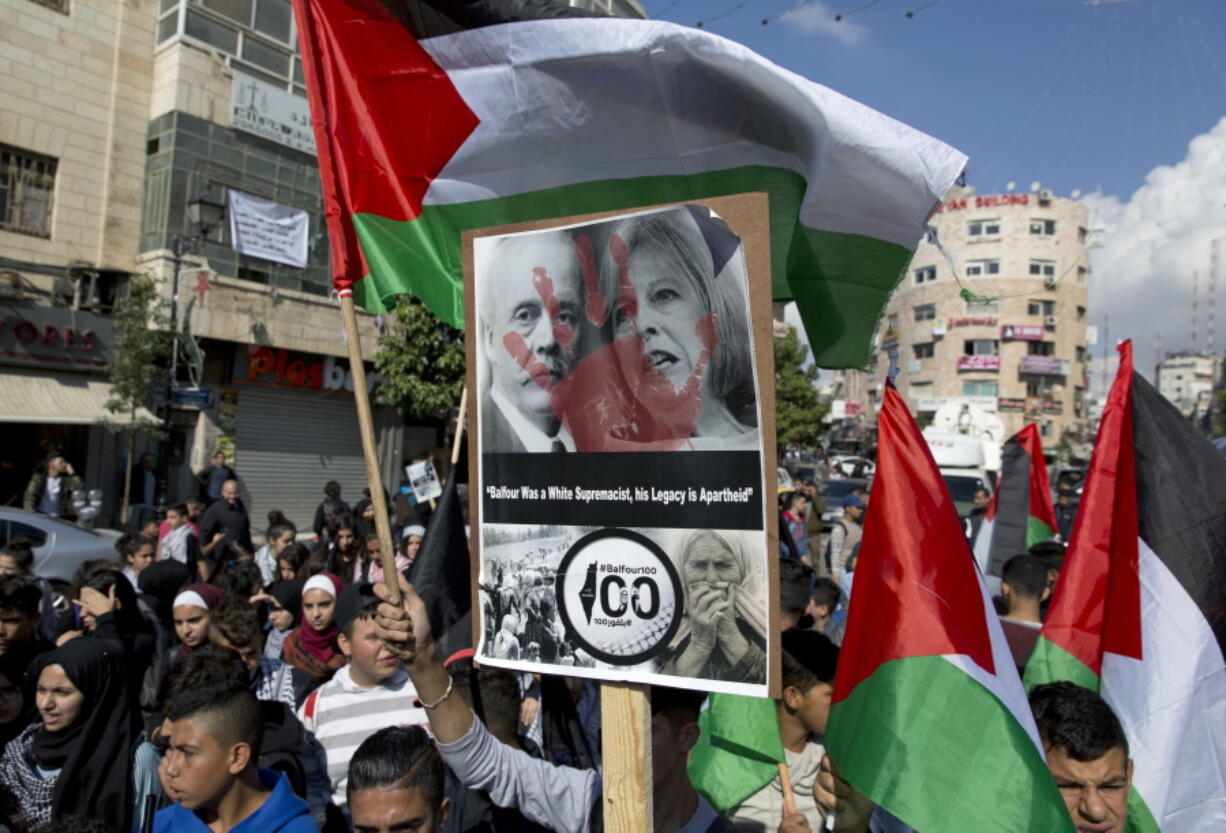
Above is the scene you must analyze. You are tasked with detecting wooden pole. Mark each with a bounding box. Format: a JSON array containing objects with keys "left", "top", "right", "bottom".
[
  {"left": 339, "top": 294, "right": 401, "bottom": 603},
  {"left": 779, "top": 763, "right": 797, "bottom": 817},
  {"left": 601, "top": 682, "right": 653, "bottom": 833},
  {"left": 450, "top": 385, "right": 468, "bottom": 466}
]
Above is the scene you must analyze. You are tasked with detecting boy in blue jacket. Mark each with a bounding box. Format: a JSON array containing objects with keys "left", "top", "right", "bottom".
[{"left": 156, "top": 678, "right": 315, "bottom": 833}]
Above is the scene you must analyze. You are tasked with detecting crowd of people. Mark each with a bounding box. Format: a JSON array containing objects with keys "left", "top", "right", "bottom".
[{"left": 0, "top": 452, "right": 1132, "bottom": 833}]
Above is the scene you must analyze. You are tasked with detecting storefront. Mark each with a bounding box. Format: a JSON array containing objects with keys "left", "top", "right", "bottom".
[
  {"left": 0, "top": 303, "right": 148, "bottom": 522},
  {"left": 227, "top": 345, "right": 402, "bottom": 534}
]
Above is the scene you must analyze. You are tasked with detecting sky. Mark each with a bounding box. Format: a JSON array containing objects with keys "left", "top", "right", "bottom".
[{"left": 637, "top": 0, "right": 1226, "bottom": 381}]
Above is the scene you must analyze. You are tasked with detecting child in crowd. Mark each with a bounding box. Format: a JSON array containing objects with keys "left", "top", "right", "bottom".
[
  {"left": 255, "top": 513, "right": 298, "bottom": 588},
  {"left": 277, "top": 543, "right": 311, "bottom": 582},
  {"left": 159, "top": 503, "right": 201, "bottom": 573},
  {"left": 280, "top": 573, "right": 347, "bottom": 684},
  {"left": 155, "top": 679, "right": 315, "bottom": 832},
  {"left": 257, "top": 579, "right": 302, "bottom": 662},
  {"left": 324, "top": 515, "right": 363, "bottom": 581},
  {"left": 119, "top": 534, "right": 156, "bottom": 592},
  {"left": 297, "top": 584, "right": 426, "bottom": 816},
  {"left": 355, "top": 529, "right": 410, "bottom": 586},
  {"left": 401, "top": 524, "right": 425, "bottom": 569},
  {"left": 0, "top": 537, "right": 58, "bottom": 643},
  {"left": 0, "top": 575, "right": 51, "bottom": 672},
  {"left": 209, "top": 597, "right": 297, "bottom": 709}
]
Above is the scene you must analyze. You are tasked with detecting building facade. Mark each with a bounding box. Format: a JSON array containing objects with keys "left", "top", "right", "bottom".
[
  {"left": 871, "top": 187, "right": 1092, "bottom": 456},
  {"left": 0, "top": 0, "right": 155, "bottom": 520},
  {"left": 1155, "top": 352, "right": 1223, "bottom": 421}
]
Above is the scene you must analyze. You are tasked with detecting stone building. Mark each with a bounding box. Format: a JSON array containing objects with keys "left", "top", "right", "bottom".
[{"left": 871, "top": 187, "right": 1092, "bottom": 455}]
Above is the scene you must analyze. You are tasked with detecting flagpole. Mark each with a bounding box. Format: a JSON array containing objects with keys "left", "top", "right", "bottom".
[
  {"left": 450, "top": 386, "right": 468, "bottom": 466},
  {"left": 601, "top": 682, "right": 652, "bottom": 833},
  {"left": 338, "top": 292, "right": 402, "bottom": 603},
  {"left": 779, "top": 764, "right": 796, "bottom": 817}
]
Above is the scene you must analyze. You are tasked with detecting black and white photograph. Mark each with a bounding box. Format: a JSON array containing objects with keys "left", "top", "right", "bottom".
[
  {"left": 473, "top": 203, "right": 761, "bottom": 454},
  {"left": 475, "top": 523, "right": 768, "bottom": 695}
]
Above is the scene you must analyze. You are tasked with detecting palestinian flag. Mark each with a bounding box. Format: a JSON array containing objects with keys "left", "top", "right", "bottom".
[
  {"left": 291, "top": 0, "right": 966, "bottom": 366},
  {"left": 1024, "top": 340, "right": 1226, "bottom": 832},
  {"left": 972, "top": 422, "right": 1058, "bottom": 576},
  {"left": 825, "top": 386, "right": 1073, "bottom": 833},
  {"left": 688, "top": 693, "right": 785, "bottom": 813}
]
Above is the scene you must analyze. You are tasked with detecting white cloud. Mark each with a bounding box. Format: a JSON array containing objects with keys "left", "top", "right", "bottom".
[
  {"left": 778, "top": 1, "right": 866, "bottom": 46},
  {"left": 1081, "top": 116, "right": 1226, "bottom": 378}
]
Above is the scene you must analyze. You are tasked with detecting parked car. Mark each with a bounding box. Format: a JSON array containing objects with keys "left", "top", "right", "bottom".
[
  {"left": 819, "top": 478, "right": 869, "bottom": 530},
  {"left": 0, "top": 507, "right": 122, "bottom": 611}
]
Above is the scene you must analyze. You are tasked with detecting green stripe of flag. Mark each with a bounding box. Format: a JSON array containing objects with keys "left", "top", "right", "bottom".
[
  {"left": 1023, "top": 636, "right": 1100, "bottom": 694},
  {"left": 828, "top": 656, "right": 1073, "bottom": 833},
  {"left": 1026, "top": 515, "right": 1055, "bottom": 548},
  {"left": 351, "top": 165, "right": 913, "bottom": 367}
]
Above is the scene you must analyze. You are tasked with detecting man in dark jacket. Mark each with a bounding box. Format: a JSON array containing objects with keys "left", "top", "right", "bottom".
[
  {"left": 198, "top": 480, "right": 253, "bottom": 575},
  {"left": 196, "top": 451, "right": 238, "bottom": 506},
  {"left": 22, "top": 453, "right": 83, "bottom": 519}
]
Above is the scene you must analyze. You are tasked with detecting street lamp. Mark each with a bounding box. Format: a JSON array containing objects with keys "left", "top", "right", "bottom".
[{"left": 170, "top": 193, "right": 226, "bottom": 391}]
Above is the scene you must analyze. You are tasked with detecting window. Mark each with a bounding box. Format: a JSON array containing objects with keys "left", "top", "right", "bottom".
[
  {"left": 1030, "top": 219, "right": 1057, "bottom": 236},
  {"left": 1078, "top": 226, "right": 1087, "bottom": 243},
  {"left": 241, "top": 36, "right": 291, "bottom": 76},
  {"left": 887, "top": 313, "right": 899, "bottom": 330},
  {"left": 29, "top": 0, "right": 69, "bottom": 12},
  {"left": 1028, "top": 341, "right": 1055, "bottom": 356},
  {"left": 968, "top": 219, "right": 1001, "bottom": 237},
  {"left": 254, "top": 0, "right": 292, "bottom": 42},
  {"left": 1075, "top": 346, "right": 1087, "bottom": 364},
  {"left": 966, "top": 260, "right": 1001, "bottom": 277},
  {"left": 1077, "top": 266, "right": 1088, "bottom": 283},
  {"left": 1029, "top": 261, "right": 1056, "bottom": 277},
  {"left": 1026, "top": 380, "right": 1043, "bottom": 396},
  {"left": 964, "top": 339, "right": 998, "bottom": 356},
  {"left": 1041, "top": 421, "right": 1052, "bottom": 437},
  {"left": 914, "top": 304, "right": 936, "bottom": 322},
  {"left": 0, "top": 145, "right": 57, "bottom": 238},
  {"left": 913, "top": 342, "right": 934, "bottom": 359},
  {"left": 185, "top": 9, "right": 239, "bottom": 53},
  {"left": 1076, "top": 305, "right": 1086, "bottom": 321},
  {"left": 914, "top": 265, "right": 936, "bottom": 284},
  {"left": 1027, "top": 300, "right": 1056, "bottom": 316},
  {"left": 962, "top": 381, "right": 998, "bottom": 396},
  {"left": 164, "top": 0, "right": 300, "bottom": 92},
  {"left": 965, "top": 298, "right": 999, "bottom": 315}
]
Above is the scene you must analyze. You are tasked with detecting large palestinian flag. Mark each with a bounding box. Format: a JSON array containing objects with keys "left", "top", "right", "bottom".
[
  {"left": 973, "top": 422, "right": 1058, "bottom": 576},
  {"left": 825, "top": 386, "right": 1073, "bottom": 833},
  {"left": 291, "top": 0, "right": 966, "bottom": 366},
  {"left": 1024, "top": 340, "right": 1226, "bottom": 832}
]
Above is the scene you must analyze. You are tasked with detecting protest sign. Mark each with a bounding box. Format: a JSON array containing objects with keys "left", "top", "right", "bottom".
[
  {"left": 464, "top": 193, "right": 778, "bottom": 697},
  {"left": 406, "top": 459, "right": 442, "bottom": 503},
  {"left": 227, "top": 189, "right": 310, "bottom": 268}
]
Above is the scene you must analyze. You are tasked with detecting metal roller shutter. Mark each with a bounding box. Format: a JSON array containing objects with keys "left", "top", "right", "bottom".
[{"left": 234, "top": 385, "right": 369, "bottom": 535}]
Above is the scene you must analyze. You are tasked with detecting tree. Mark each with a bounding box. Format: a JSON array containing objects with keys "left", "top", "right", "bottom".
[
  {"left": 774, "top": 329, "right": 827, "bottom": 450},
  {"left": 104, "top": 273, "right": 170, "bottom": 522},
  {"left": 374, "top": 295, "right": 467, "bottom": 423}
]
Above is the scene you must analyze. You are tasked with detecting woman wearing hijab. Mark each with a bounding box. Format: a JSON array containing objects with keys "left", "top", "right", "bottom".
[
  {"left": 280, "top": 573, "right": 346, "bottom": 684},
  {"left": 68, "top": 566, "right": 158, "bottom": 685},
  {"left": 0, "top": 639, "right": 160, "bottom": 832},
  {"left": 260, "top": 578, "right": 303, "bottom": 661},
  {"left": 664, "top": 529, "right": 767, "bottom": 683},
  {"left": 139, "top": 582, "right": 226, "bottom": 723},
  {"left": 136, "top": 557, "right": 192, "bottom": 654}
]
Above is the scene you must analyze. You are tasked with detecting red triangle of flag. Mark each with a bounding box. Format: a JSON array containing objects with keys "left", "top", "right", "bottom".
[
  {"left": 834, "top": 386, "right": 995, "bottom": 704},
  {"left": 1013, "top": 423, "right": 1058, "bottom": 532},
  {"left": 293, "top": 0, "right": 480, "bottom": 293}
]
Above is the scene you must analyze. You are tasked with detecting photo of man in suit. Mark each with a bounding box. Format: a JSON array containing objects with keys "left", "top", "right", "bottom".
[{"left": 477, "top": 229, "right": 584, "bottom": 453}]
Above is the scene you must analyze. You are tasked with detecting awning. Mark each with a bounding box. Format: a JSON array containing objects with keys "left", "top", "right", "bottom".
[{"left": 0, "top": 368, "right": 159, "bottom": 425}]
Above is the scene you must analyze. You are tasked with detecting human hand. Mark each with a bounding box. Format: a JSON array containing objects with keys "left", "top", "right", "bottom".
[
  {"left": 816, "top": 754, "right": 874, "bottom": 833},
  {"left": 520, "top": 695, "right": 540, "bottom": 728},
  {"left": 249, "top": 592, "right": 273, "bottom": 606},
  {"left": 688, "top": 583, "right": 731, "bottom": 646},
  {"left": 372, "top": 574, "right": 432, "bottom": 665},
  {"left": 75, "top": 584, "right": 117, "bottom": 618},
  {"left": 212, "top": 532, "right": 225, "bottom": 544},
  {"left": 778, "top": 813, "right": 812, "bottom": 833}
]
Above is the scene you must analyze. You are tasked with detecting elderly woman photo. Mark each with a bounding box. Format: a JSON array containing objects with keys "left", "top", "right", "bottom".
[
  {"left": 592, "top": 204, "right": 760, "bottom": 450},
  {"left": 664, "top": 529, "right": 767, "bottom": 683}
]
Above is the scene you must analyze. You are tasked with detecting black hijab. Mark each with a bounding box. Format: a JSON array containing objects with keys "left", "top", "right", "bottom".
[
  {"left": 28, "top": 638, "right": 141, "bottom": 831},
  {"left": 0, "top": 650, "right": 34, "bottom": 751},
  {"left": 138, "top": 559, "right": 192, "bottom": 627},
  {"left": 270, "top": 579, "right": 304, "bottom": 629}
]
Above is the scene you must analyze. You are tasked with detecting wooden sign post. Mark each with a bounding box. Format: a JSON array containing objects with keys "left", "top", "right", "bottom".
[
  {"left": 338, "top": 293, "right": 403, "bottom": 602},
  {"left": 602, "top": 683, "right": 653, "bottom": 833}
]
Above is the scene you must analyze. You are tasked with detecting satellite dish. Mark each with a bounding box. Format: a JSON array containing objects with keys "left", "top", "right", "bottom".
[
  {"left": 1071, "top": 188, "right": 1083, "bottom": 198},
  {"left": 1030, "top": 181, "right": 1041, "bottom": 192},
  {"left": 1005, "top": 181, "right": 1016, "bottom": 191}
]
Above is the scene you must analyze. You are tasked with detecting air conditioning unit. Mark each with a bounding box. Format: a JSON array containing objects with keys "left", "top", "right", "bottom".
[
  {"left": 1044, "top": 315, "right": 1058, "bottom": 328},
  {"left": 1038, "top": 189, "right": 1053, "bottom": 204},
  {"left": 1043, "top": 276, "right": 1057, "bottom": 289}
]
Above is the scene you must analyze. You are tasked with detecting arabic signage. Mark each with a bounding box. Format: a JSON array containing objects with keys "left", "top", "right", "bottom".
[
  {"left": 228, "top": 189, "right": 310, "bottom": 268},
  {"left": 957, "top": 355, "right": 1001, "bottom": 371},
  {"left": 1019, "top": 356, "right": 1069, "bottom": 376},
  {"left": 230, "top": 75, "right": 316, "bottom": 155},
  {"left": 1001, "top": 324, "right": 1045, "bottom": 341},
  {"left": 998, "top": 397, "right": 1025, "bottom": 412},
  {"left": 948, "top": 316, "right": 998, "bottom": 329}
]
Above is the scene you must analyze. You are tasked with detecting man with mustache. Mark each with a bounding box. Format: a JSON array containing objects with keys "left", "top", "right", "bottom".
[{"left": 479, "top": 230, "right": 584, "bottom": 454}]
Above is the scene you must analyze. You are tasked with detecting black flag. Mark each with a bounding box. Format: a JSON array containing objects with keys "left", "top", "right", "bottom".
[{"left": 406, "top": 461, "right": 472, "bottom": 659}]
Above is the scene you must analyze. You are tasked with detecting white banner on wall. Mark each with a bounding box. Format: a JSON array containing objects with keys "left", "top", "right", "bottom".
[{"left": 228, "top": 189, "right": 310, "bottom": 269}]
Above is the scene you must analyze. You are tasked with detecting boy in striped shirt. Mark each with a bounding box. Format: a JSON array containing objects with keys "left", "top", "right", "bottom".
[{"left": 297, "top": 583, "right": 428, "bottom": 817}]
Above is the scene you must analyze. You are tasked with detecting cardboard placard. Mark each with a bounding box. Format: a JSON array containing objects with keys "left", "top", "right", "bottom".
[{"left": 462, "top": 193, "right": 779, "bottom": 698}]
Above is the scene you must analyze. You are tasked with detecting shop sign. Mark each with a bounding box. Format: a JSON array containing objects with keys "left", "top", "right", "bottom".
[
  {"left": 1041, "top": 400, "right": 1064, "bottom": 415},
  {"left": 1025, "top": 397, "right": 1043, "bottom": 418},
  {"left": 948, "top": 316, "right": 998, "bottom": 329},
  {"left": 932, "top": 316, "right": 947, "bottom": 336},
  {"left": 845, "top": 399, "right": 863, "bottom": 417},
  {"left": 918, "top": 396, "right": 997, "bottom": 413},
  {"left": 935, "top": 193, "right": 1030, "bottom": 213},
  {"left": 230, "top": 75, "right": 316, "bottom": 155},
  {"left": 244, "top": 345, "right": 380, "bottom": 393},
  {"left": 998, "top": 397, "right": 1026, "bottom": 412},
  {"left": 1019, "top": 356, "right": 1069, "bottom": 376},
  {"left": 172, "top": 387, "right": 214, "bottom": 409},
  {"left": 0, "top": 304, "right": 111, "bottom": 370},
  {"left": 957, "top": 355, "right": 1001, "bottom": 371},
  {"left": 1002, "top": 324, "right": 1044, "bottom": 341}
]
